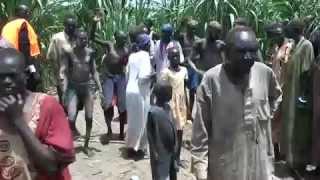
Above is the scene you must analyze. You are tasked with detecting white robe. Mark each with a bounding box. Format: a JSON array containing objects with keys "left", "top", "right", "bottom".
[{"left": 126, "top": 50, "right": 153, "bottom": 151}]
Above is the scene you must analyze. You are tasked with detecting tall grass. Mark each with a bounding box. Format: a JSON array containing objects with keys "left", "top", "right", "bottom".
[{"left": 1, "top": 0, "right": 320, "bottom": 90}]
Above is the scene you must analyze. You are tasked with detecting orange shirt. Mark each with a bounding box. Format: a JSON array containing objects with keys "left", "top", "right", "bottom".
[{"left": 1, "top": 18, "right": 40, "bottom": 57}]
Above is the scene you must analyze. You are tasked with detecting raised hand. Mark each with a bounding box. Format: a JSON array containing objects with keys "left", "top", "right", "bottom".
[{"left": 0, "top": 94, "right": 24, "bottom": 124}]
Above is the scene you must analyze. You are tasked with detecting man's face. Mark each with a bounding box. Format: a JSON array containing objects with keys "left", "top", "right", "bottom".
[
  {"left": 64, "top": 18, "right": 77, "bottom": 37},
  {"left": 208, "top": 27, "right": 221, "bottom": 41},
  {"left": 0, "top": 57, "right": 25, "bottom": 97},
  {"left": 227, "top": 31, "right": 258, "bottom": 77},
  {"left": 168, "top": 48, "right": 180, "bottom": 67},
  {"left": 161, "top": 31, "right": 172, "bottom": 43},
  {"left": 115, "top": 32, "right": 128, "bottom": 46},
  {"left": 284, "top": 26, "right": 297, "bottom": 39},
  {"left": 76, "top": 32, "right": 88, "bottom": 48},
  {"left": 187, "top": 24, "right": 197, "bottom": 35},
  {"left": 267, "top": 32, "right": 283, "bottom": 45}
]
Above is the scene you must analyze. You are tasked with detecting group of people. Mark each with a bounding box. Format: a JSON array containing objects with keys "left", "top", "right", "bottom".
[{"left": 0, "top": 3, "right": 319, "bottom": 180}]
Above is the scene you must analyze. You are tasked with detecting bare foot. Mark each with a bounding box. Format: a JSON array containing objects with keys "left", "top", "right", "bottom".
[
  {"left": 83, "top": 147, "right": 94, "bottom": 157},
  {"left": 119, "top": 133, "right": 125, "bottom": 140},
  {"left": 100, "top": 133, "right": 112, "bottom": 145},
  {"left": 72, "top": 129, "right": 81, "bottom": 140}
]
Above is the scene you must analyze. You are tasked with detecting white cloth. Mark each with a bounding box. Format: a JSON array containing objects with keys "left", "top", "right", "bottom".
[
  {"left": 153, "top": 40, "right": 184, "bottom": 79},
  {"left": 126, "top": 50, "right": 153, "bottom": 151}
]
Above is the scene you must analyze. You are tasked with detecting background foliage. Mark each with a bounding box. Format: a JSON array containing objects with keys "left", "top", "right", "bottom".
[{"left": 1, "top": 0, "right": 320, "bottom": 89}]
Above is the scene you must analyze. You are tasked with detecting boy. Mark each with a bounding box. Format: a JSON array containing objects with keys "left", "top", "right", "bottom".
[{"left": 147, "top": 82, "right": 178, "bottom": 180}]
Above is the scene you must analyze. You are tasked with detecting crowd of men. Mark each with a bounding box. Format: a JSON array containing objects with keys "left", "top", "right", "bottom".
[{"left": 0, "top": 3, "right": 319, "bottom": 180}]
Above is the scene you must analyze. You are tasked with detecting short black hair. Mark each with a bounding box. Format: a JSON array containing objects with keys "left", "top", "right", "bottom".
[
  {"left": 264, "top": 22, "right": 283, "bottom": 35},
  {"left": 225, "top": 26, "right": 256, "bottom": 47},
  {"left": 285, "top": 18, "right": 305, "bottom": 35},
  {"left": 234, "top": 17, "right": 249, "bottom": 27},
  {"left": 64, "top": 14, "right": 77, "bottom": 25},
  {"left": 0, "top": 48, "right": 25, "bottom": 70},
  {"left": 153, "top": 81, "right": 172, "bottom": 103}
]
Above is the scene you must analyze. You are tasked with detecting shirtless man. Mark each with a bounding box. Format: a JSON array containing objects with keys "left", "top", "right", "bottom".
[
  {"left": 188, "top": 20, "right": 225, "bottom": 76},
  {"left": 92, "top": 16, "right": 130, "bottom": 142},
  {"left": 47, "top": 15, "right": 77, "bottom": 104},
  {"left": 178, "top": 19, "right": 200, "bottom": 119},
  {"left": 60, "top": 30, "right": 103, "bottom": 156}
]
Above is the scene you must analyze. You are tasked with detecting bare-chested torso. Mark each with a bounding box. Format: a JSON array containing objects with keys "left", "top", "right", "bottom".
[
  {"left": 194, "top": 39, "right": 224, "bottom": 71},
  {"left": 103, "top": 43, "right": 129, "bottom": 76},
  {"left": 67, "top": 47, "right": 94, "bottom": 83},
  {"left": 179, "top": 33, "right": 199, "bottom": 58}
]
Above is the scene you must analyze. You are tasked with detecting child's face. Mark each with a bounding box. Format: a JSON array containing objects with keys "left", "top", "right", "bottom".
[{"left": 168, "top": 48, "right": 180, "bottom": 67}]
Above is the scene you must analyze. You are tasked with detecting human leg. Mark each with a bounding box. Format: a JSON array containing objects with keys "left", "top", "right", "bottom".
[
  {"left": 177, "top": 130, "right": 183, "bottom": 166},
  {"left": 66, "top": 89, "right": 80, "bottom": 138},
  {"left": 84, "top": 89, "right": 94, "bottom": 156},
  {"left": 102, "top": 76, "right": 115, "bottom": 136},
  {"left": 116, "top": 74, "right": 127, "bottom": 140}
]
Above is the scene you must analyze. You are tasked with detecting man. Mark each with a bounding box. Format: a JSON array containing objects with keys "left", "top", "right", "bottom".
[
  {"left": 153, "top": 23, "right": 184, "bottom": 78},
  {"left": 178, "top": 19, "right": 200, "bottom": 119},
  {"left": 92, "top": 16, "right": 130, "bottom": 142},
  {"left": 47, "top": 15, "right": 77, "bottom": 104},
  {"left": 310, "top": 30, "right": 320, "bottom": 172},
  {"left": 265, "top": 22, "right": 293, "bottom": 85},
  {"left": 126, "top": 34, "right": 155, "bottom": 159},
  {"left": 60, "top": 30, "right": 103, "bottom": 156},
  {"left": 142, "top": 19, "right": 156, "bottom": 60},
  {"left": 281, "top": 19, "right": 314, "bottom": 172},
  {"left": 191, "top": 26, "right": 282, "bottom": 180},
  {"left": 188, "top": 21, "right": 224, "bottom": 75},
  {"left": 0, "top": 48, "right": 74, "bottom": 179},
  {"left": 264, "top": 22, "right": 294, "bottom": 160},
  {"left": 1, "top": 4, "right": 41, "bottom": 91}
]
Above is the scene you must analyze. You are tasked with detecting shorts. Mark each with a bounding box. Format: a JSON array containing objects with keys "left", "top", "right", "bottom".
[
  {"left": 187, "top": 67, "right": 200, "bottom": 91},
  {"left": 64, "top": 81, "right": 95, "bottom": 110},
  {"left": 102, "top": 74, "right": 127, "bottom": 112}
]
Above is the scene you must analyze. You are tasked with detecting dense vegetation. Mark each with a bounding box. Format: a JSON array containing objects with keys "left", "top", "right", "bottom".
[{"left": 1, "top": 0, "right": 320, "bottom": 89}]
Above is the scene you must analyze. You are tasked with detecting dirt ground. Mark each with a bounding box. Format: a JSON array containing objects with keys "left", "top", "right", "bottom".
[
  {"left": 69, "top": 98, "right": 195, "bottom": 180},
  {"left": 68, "top": 98, "right": 319, "bottom": 180}
]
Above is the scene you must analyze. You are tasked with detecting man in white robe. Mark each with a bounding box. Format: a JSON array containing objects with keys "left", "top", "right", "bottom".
[{"left": 191, "top": 26, "right": 282, "bottom": 180}]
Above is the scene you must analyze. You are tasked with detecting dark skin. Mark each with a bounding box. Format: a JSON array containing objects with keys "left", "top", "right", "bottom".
[
  {"left": 188, "top": 22, "right": 225, "bottom": 75},
  {"left": 266, "top": 30, "right": 285, "bottom": 67},
  {"left": 60, "top": 31, "right": 102, "bottom": 156},
  {"left": 178, "top": 20, "right": 199, "bottom": 120},
  {"left": 168, "top": 47, "right": 188, "bottom": 167},
  {"left": 0, "top": 49, "right": 60, "bottom": 174},
  {"left": 92, "top": 15, "right": 129, "bottom": 141},
  {"left": 285, "top": 22, "right": 312, "bottom": 101},
  {"left": 52, "top": 17, "right": 77, "bottom": 104},
  {"left": 223, "top": 29, "right": 258, "bottom": 88},
  {"left": 11, "top": 4, "right": 40, "bottom": 91},
  {"left": 179, "top": 19, "right": 199, "bottom": 59},
  {"left": 15, "top": 4, "right": 31, "bottom": 20},
  {"left": 64, "top": 17, "right": 77, "bottom": 42},
  {"left": 147, "top": 83, "right": 178, "bottom": 180}
]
